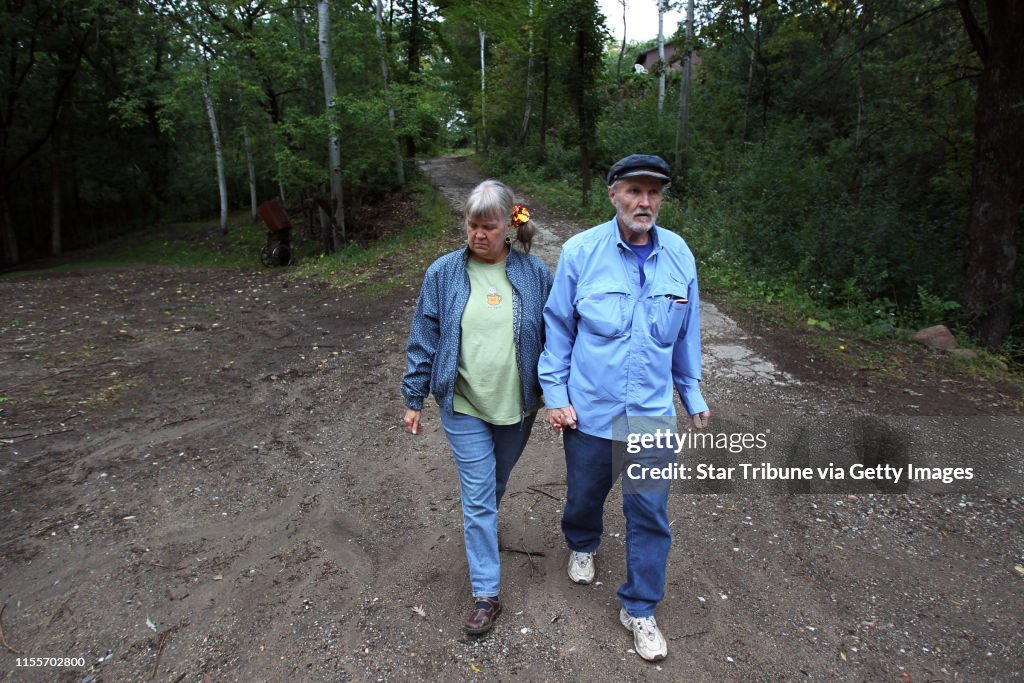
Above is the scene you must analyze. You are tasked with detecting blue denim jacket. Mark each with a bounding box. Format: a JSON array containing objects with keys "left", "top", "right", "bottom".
[{"left": 403, "top": 246, "right": 554, "bottom": 418}]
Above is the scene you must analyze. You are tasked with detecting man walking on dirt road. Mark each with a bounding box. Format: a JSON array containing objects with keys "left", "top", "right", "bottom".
[{"left": 538, "top": 153, "right": 711, "bottom": 662}]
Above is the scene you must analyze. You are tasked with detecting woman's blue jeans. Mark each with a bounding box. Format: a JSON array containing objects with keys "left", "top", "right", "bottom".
[
  {"left": 440, "top": 410, "right": 537, "bottom": 598},
  {"left": 561, "top": 427, "right": 672, "bottom": 618}
]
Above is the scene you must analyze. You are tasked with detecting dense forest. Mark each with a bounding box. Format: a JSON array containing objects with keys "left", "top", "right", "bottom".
[{"left": 1, "top": 0, "right": 1021, "bottom": 353}]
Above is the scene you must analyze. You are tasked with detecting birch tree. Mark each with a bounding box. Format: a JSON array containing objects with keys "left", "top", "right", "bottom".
[
  {"left": 615, "top": 0, "right": 627, "bottom": 119},
  {"left": 657, "top": 0, "right": 666, "bottom": 117},
  {"left": 318, "top": 0, "right": 344, "bottom": 249},
  {"left": 479, "top": 26, "right": 487, "bottom": 150},
  {"left": 202, "top": 71, "right": 229, "bottom": 235}
]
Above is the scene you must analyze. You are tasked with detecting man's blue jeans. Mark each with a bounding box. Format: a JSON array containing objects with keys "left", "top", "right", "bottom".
[
  {"left": 440, "top": 410, "right": 537, "bottom": 598},
  {"left": 561, "top": 427, "right": 672, "bottom": 618}
]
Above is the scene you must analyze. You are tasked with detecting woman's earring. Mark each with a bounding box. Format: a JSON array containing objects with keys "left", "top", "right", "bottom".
[{"left": 504, "top": 232, "right": 514, "bottom": 245}]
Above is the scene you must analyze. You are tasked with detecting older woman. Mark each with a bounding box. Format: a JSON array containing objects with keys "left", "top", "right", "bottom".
[{"left": 402, "top": 179, "right": 552, "bottom": 635}]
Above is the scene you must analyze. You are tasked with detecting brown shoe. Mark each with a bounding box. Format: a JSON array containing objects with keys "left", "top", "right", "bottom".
[{"left": 463, "top": 597, "right": 502, "bottom": 635}]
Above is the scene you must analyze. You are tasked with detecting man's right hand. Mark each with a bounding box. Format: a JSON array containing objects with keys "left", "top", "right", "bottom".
[{"left": 546, "top": 405, "right": 578, "bottom": 432}]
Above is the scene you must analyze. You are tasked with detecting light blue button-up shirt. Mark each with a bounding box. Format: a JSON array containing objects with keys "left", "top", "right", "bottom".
[{"left": 538, "top": 218, "right": 708, "bottom": 439}]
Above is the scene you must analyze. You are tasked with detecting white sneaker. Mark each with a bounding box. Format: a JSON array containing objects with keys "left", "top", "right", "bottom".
[
  {"left": 620, "top": 607, "right": 668, "bottom": 661},
  {"left": 567, "top": 550, "right": 595, "bottom": 584}
]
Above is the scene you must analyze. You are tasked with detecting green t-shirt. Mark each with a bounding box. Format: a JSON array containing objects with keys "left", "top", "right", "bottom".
[{"left": 453, "top": 258, "right": 523, "bottom": 424}]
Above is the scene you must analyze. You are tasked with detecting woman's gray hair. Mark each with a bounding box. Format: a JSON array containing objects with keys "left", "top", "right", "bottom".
[{"left": 464, "top": 179, "right": 535, "bottom": 253}]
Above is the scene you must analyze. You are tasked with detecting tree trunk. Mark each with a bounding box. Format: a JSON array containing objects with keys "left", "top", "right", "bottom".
[
  {"left": 575, "top": 28, "right": 591, "bottom": 203},
  {"left": 741, "top": 1, "right": 758, "bottom": 142},
  {"left": 540, "top": 32, "right": 551, "bottom": 155},
  {"left": 957, "top": 0, "right": 1024, "bottom": 348},
  {"left": 407, "top": 0, "right": 421, "bottom": 73},
  {"left": 855, "top": 1, "right": 868, "bottom": 149},
  {"left": 244, "top": 126, "right": 258, "bottom": 224},
  {"left": 403, "top": 0, "right": 422, "bottom": 159},
  {"left": 203, "top": 80, "right": 229, "bottom": 236},
  {"left": 318, "top": 0, "right": 344, "bottom": 249},
  {"left": 267, "top": 132, "right": 287, "bottom": 204},
  {"left": 657, "top": 0, "right": 666, "bottom": 117},
  {"left": 319, "top": 204, "right": 332, "bottom": 252},
  {"left": 374, "top": 0, "right": 405, "bottom": 187},
  {"left": 674, "top": 0, "right": 694, "bottom": 172},
  {"left": 518, "top": 0, "right": 536, "bottom": 145},
  {"left": 615, "top": 0, "right": 627, "bottom": 120},
  {"left": 51, "top": 151, "right": 62, "bottom": 256},
  {"left": 0, "top": 193, "right": 17, "bottom": 266},
  {"left": 479, "top": 27, "right": 487, "bottom": 151},
  {"left": 293, "top": 0, "right": 307, "bottom": 51}
]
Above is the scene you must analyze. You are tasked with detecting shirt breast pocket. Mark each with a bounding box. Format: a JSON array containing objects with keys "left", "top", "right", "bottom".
[
  {"left": 648, "top": 284, "right": 689, "bottom": 346},
  {"left": 575, "top": 282, "right": 630, "bottom": 338}
]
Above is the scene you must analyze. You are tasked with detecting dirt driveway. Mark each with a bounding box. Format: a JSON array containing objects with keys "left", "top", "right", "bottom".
[{"left": 1, "top": 158, "right": 1022, "bottom": 682}]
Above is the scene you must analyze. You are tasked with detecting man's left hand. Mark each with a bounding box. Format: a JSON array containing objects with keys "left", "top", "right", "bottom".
[{"left": 688, "top": 410, "right": 711, "bottom": 431}]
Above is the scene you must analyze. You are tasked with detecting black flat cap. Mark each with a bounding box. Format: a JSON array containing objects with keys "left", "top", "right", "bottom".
[{"left": 607, "top": 154, "right": 672, "bottom": 186}]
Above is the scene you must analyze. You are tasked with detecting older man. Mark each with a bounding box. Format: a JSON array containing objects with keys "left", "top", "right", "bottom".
[{"left": 539, "top": 154, "right": 710, "bottom": 662}]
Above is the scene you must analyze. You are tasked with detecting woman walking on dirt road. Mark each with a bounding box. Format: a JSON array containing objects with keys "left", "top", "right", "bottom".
[{"left": 402, "top": 179, "right": 552, "bottom": 635}]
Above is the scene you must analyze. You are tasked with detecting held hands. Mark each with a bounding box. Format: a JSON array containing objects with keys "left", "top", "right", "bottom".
[
  {"left": 403, "top": 408, "right": 423, "bottom": 435},
  {"left": 546, "top": 406, "right": 708, "bottom": 432},
  {"left": 546, "top": 405, "right": 578, "bottom": 432}
]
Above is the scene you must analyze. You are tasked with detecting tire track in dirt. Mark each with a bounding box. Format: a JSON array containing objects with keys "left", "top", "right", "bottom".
[{"left": 0, "top": 269, "right": 393, "bottom": 681}]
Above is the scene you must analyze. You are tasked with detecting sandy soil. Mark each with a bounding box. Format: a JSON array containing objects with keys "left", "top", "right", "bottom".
[{"left": 1, "top": 157, "right": 1022, "bottom": 682}]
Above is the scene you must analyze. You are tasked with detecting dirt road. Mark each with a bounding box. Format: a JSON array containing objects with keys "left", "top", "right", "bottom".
[{"left": 1, "top": 157, "right": 1022, "bottom": 682}]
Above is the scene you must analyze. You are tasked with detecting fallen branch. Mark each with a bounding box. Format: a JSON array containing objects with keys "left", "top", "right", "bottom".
[
  {"left": 678, "top": 629, "right": 709, "bottom": 639},
  {"left": 527, "top": 485, "right": 561, "bottom": 501},
  {"left": 151, "top": 621, "right": 186, "bottom": 680},
  {"left": 499, "top": 546, "right": 546, "bottom": 558},
  {"left": 500, "top": 545, "right": 545, "bottom": 578},
  {"left": 0, "top": 602, "right": 25, "bottom": 655}
]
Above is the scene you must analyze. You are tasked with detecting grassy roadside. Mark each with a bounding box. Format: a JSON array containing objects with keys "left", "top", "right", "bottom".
[{"left": 0, "top": 217, "right": 270, "bottom": 274}]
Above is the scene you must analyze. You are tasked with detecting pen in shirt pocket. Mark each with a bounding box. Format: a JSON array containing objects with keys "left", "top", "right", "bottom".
[{"left": 664, "top": 294, "right": 689, "bottom": 305}]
